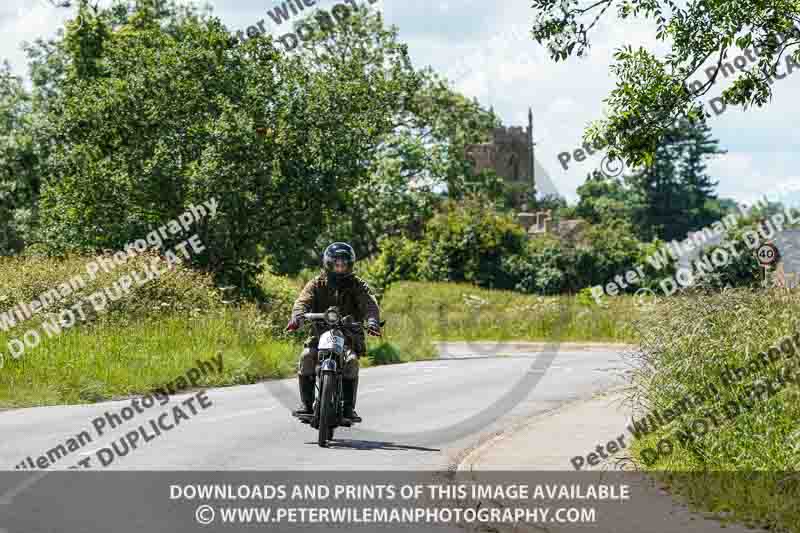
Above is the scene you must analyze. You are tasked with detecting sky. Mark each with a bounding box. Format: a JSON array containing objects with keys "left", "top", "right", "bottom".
[{"left": 2, "top": 0, "right": 799, "bottom": 206}]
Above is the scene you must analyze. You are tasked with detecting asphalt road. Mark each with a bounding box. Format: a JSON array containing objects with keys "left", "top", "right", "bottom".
[
  {"left": 0, "top": 343, "right": 637, "bottom": 532},
  {"left": 0, "top": 343, "right": 630, "bottom": 471}
]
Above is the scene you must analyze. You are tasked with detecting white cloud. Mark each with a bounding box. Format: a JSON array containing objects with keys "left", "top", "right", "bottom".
[
  {"left": 1, "top": 0, "right": 797, "bottom": 204},
  {"left": 547, "top": 97, "right": 577, "bottom": 115}
]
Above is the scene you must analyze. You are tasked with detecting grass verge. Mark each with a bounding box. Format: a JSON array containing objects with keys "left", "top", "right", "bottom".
[
  {"left": 1, "top": 256, "right": 639, "bottom": 408},
  {"left": 627, "top": 288, "right": 800, "bottom": 533}
]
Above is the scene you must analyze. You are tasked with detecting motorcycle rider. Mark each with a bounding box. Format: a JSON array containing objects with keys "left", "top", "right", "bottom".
[{"left": 286, "top": 242, "right": 382, "bottom": 422}]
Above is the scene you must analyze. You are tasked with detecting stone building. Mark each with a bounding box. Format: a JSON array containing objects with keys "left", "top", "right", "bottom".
[
  {"left": 463, "top": 108, "right": 584, "bottom": 238},
  {"left": 465, "top": 108, "right": 536, "bottom": 209}
]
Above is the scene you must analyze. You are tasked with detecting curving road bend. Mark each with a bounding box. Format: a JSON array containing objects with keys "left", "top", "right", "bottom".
[
  {"left": 0, "top": 343, "right": 642, "bottom": 533},
  {"left": 0, "top": 342, "right": 630, "bottom": 471}
]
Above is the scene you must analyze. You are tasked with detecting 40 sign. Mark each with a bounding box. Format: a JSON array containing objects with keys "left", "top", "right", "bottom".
[{"left": 757, "top": 243, "right": 780, "bottom": 266}]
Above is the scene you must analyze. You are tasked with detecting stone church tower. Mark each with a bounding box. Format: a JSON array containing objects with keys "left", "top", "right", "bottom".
[{"left": 465, "top": 108, "right": 536, "bottom": 209}]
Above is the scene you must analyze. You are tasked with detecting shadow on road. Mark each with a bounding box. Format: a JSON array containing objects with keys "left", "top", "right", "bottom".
[{"left": 307, "top": 439, "right": 441, "bottom": 452}]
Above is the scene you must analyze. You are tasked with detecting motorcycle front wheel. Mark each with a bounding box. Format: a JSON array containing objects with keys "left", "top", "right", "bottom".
[{"left": 318, "top": 373, "right": 336, "bottom": 447}]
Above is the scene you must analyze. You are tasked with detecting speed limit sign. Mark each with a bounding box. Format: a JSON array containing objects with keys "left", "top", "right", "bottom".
[{"left": 756, "top": 243, "right": 779, "bottom": 266}]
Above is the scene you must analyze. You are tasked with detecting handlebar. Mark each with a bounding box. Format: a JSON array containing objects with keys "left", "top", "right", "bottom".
[
  {"left": 301, "top": 313, "right": 365, "bottom": 329},
  {"left": 302, "top": 313, "right": 330, "bottom": 321},
  {"left": 290, "top": 312, "right": 385, "bottom": 337}
]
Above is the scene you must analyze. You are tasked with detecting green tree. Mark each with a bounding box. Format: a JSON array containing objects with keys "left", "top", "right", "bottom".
[
  {"left": 676, "top": 117, "right": 726, "bottom": 230},
  {"left": 531, "top": 0, "right": 800, "bottom": 166},
  {"left": 625, "top": 117, "right": 723, "bottom": 241},
  {"left": 416, "top": 198, "right": 527, "bottom": 289},
  {"left": 410, "top": 83, "right": 501, "bottom": 203},
  {"left": 0, "top": 7, "right": 79, "bottom": 254},
  {"left": 574, "top": 173, "right": 639, "bottom": 226},
  {"left": 0, "top": 0, "right": 220, "bottom": 256},
  {"left": 297, "top": 9, "right": 500, "bottom": 265},
  {"left": 309, "top": 75, "right": 495, "bottom": 263},
  {"left": 357, "top": 235, "right": 422, "bottom": 299},
  {"left": 0, "top": 63, "right": 41, "bottom": 254},
  {"left": 572, "top": 219, "right": 646, "bottom": 289},
  {"left": 36, "top": 1, "right": 411, "bottom": 286}
]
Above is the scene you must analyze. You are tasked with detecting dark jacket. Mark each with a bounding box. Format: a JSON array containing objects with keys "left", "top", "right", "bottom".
[{"left": 291, "top": 273, "right": 380, "bottom": 352}]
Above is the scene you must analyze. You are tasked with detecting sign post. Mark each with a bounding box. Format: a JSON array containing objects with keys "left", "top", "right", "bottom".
[{"left": 756, "top": 242, "right": 780, "bottom": 287}]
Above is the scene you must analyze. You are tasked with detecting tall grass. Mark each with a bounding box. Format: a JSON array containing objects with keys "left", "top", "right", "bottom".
[
  {"left": 627, "top": 288, "right": 800, "bottom": 532},
  {"left": 1, "top": 256, "right": 640, "bottom": 408},
  {"left": 0, "top": 309, "right": 298, "bottom": 407},
  {"left": 380, "top": 281, "right": 640, "bottom": 346},
  {"left": 0, "top": 255, "right": 305, "bottom": 407}
]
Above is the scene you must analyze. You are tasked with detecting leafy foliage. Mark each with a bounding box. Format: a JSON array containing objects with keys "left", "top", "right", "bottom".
[
  {"left": 416, "top": 199, "right": 527, "bottom": 289},
  {"left": 625, "top": 116, "right": 725, "bottom": 241},
  {"left": 311, "top": 68, "right": 502, "bottom": 264},
  {"left": 361, "top": 198, "right": 672, "bottom": 298},
  {"left": 530, "top": 0, "right": 800, "bottom": 166},
  {"left": 35, "top": 2, "right": 413, "bottom": 287},
  {"left": 360, "top": 198, "right": 530, "bottom": 294},
  {"left": 692, "top": 223, "right": 766, "bottom": 290},
  {"left": 574, "top": 173, "right": 639, "bottom": 227},
  {"left": 0, "top": 63, "right": 44, "bottom": 254},
  {"left": 357, "top": 235, "right": 423, "bottom": 299},
  {"left": 501, "top": 235, "right": 567, "bottom": 295},
  {"left": 574, "top": 116, "right": 728, "bottom": 243}
]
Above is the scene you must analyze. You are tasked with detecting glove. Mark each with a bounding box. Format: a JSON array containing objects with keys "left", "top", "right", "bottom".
[
  {"left": 367, "top": 318, "right": 381, "bottom": 337},
  {"left": 285, "top": 315, "right": 304, "bottom": 332}
]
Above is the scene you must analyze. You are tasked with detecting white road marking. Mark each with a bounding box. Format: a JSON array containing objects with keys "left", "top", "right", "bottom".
[
  {"left": 79, "top": 448, "right": 103, "bottom": 456},
  {"left": 0, "top": 471, "right": 49, "bottom": 505},
  {"left": 202, "top": 407, "right": 276, "bottom": 423}
]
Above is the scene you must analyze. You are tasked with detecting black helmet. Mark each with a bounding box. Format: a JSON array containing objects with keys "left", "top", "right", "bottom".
[{"left": 322, "top": 242, "right": 356, "bottom": 280}]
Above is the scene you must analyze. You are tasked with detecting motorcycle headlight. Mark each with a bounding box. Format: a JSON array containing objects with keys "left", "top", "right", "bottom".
[{"left": 325, "top": 310, "right": 339, "bottom": 325}]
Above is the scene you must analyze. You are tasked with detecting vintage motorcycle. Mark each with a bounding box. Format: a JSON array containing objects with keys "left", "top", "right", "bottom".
[{"left": 292, "top": 306, "right": 383, "bottom": 447}]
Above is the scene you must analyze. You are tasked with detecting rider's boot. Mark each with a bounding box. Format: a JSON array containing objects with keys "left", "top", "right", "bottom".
[
  {"left": 342, "top": 378, "right": 362, "bottom": 422},
  {"left": 292, "top": 375, "right": 315, "bottom": 416}
]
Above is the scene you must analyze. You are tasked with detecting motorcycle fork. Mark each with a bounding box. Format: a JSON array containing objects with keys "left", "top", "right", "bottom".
[{"left": 315, "top": 352, "right": 344, "bottom": 426}]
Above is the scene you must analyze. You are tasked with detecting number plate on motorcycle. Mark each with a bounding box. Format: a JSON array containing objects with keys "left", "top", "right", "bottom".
[{"left": 319, "top": 331, "right": 345, "bottom": 352}]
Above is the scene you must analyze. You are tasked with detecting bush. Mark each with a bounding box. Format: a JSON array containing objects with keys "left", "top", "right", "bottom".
[
  {"left": 573, "top": 219, "right": 647, "bottom": 288},
  {"left": 692, "top": 226, "right": 762, "bottom": 290},
  {"left": 255, "top": 263, "right": 305, "bottom": 336},
  {"left": 501, "top": 219, "right": 666, "bottom": 295},
  {"left": 360, "top": 202, "right": 677, "bottom": 299},
  {"left": 416, "top": 200, "right": 526, "bottom": 289},
  {"left": 357, "top": 235, "right": 422, "bottom": 299},
  {"left": 501, "top": 234, "right": 567, "bottom": 294},
  {"left": 0, "top": 251, "right": 223, "bottom": 332}
]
